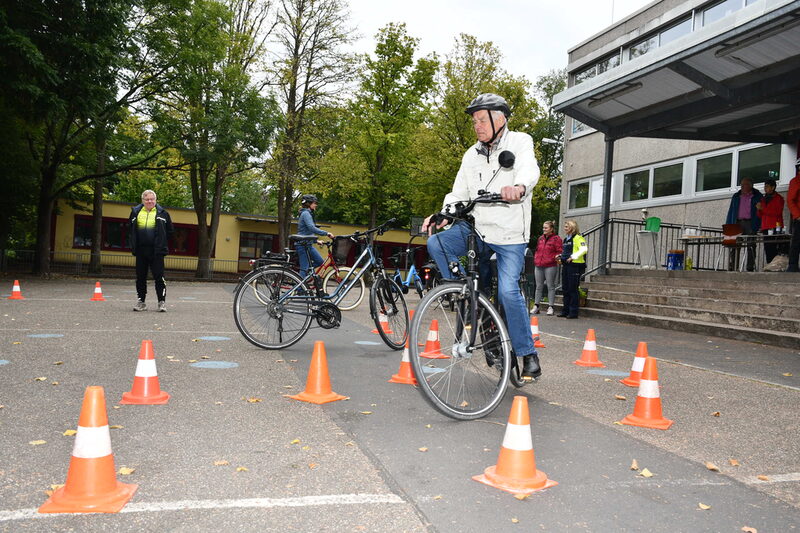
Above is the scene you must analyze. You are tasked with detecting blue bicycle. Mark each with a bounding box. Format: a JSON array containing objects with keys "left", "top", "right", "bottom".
[{"left": 389, "top": 237, "right": 425, "bottom": 299}]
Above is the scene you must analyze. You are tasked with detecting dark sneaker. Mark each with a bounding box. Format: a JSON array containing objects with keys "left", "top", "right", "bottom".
[
  {"left": 158, "top": 301, "right": 167, "bottom": 312},
  {"left": 133, "top": 299, "right": 146, "bottom": 312},
  {"left": 521, "top": 354, "right": 541, "bottom": 380}
]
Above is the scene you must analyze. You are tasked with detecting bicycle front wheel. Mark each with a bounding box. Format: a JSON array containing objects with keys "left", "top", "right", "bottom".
[
  {"left": 409, "top": 283, "right": 511, "bottom": 420},
  {"left": 233, "top": 267, "right": 312, "bottom": 350},
  {"left": 323, "top": 267, "right": 365, "bottom": 311},
  {"left": 369, "top": 277, "right": 408, "bottom": 350}
]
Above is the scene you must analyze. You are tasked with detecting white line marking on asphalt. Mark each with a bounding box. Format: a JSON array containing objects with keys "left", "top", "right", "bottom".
[
  {"left": 748, "top": 472, "right": 800, "bottom": 484},
  {"left": 0, "top": 493, "right": 405, "bottom": 522},
  {"left": 543, "top": 333, "right": 800, "bottom": 392}
]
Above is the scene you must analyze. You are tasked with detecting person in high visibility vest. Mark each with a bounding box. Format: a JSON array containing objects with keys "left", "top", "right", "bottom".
[{"left": 557, "top": 219, "right": 587, "bottom": 319}]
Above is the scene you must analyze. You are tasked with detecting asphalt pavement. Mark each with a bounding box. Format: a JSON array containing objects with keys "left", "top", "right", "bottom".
[{"left": 0, "top": 277, "right": 797, "bottom": 532}]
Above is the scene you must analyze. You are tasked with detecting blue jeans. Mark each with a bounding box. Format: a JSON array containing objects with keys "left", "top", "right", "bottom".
[
  {"left": 297, "top": 244, "right": 323, "bottom": 279},
  {"left": 427, "top": 222, "right": 536, "bottom": 358}
]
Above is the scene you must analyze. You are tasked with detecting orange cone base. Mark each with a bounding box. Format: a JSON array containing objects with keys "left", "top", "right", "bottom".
[
  {"left": 120, "top": 389, "right": 170, "bottom": 405},
  {"left": 473, "top": 465, "right": 557, "bottom": 495},
  {"left": 389, "top": 367, "right": 417, "bottom": 385},
  {"left": 573, "top": 358, "right": 605, "bottom": 368},
  {"left": 39, "top": 481, "right": 137, "bottom": 514},
  {"left": 289, "top": 390, "right": 346, "bottom": 404},
  {"left": 534, "top": 339, "right": 545, "bottom": 348},
  {"left": 620, "top": 413, "right": 673, "bottom": 430},
  {"left": 619, "top": 376, "right": 640, "bottom": 387},
  {"left": 420, "top": 350, "right": 449, "bottom": 359}
]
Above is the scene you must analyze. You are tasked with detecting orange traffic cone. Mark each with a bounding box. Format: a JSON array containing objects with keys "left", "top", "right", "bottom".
[
  {"left": 530, "top": 316, "right": 545, "bottom": 348},
  {"left": 619, "top": 356, "right": 673, "bottom": 430},
  {"left": 120, "top": 340, "right": 170, "bottom": 404},
  {"left": 370, "top": 313, "right": 393, "bottom": 335},
  {"left": 472, "top": 396, "right": 557, "bottom": 495},
  {"left": 621, "top": 342, "right": 648, "bottom": 387},
  {"left": 8, "top": 280, "right": 24, "bottom": 300},
  {"left": 389, "top": 338, "right": 418, "bottom": 385},
  {"left": 420, "top": 320, "right": 448, "bottom": 359},
  {"left": 39, "top": 386, "right": 137, "bottom": 513},
  {"left": 573, "top": 329, "right": 605, "bottom": 367},
  {"left": 90, "top": 282, "right": 106, "bottom": 301},
  {"left": 289, "top": 341, "right": 346, "bottom": 404}
]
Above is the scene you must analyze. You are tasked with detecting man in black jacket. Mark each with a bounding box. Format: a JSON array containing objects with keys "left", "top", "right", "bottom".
[{"left": 130, "top": 190, "right": 174, "bottom": 311}]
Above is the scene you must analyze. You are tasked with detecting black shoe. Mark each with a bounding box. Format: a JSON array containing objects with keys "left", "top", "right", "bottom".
[
  {"left": 557, "top": 313, "right": 568, "bottom": 318},
  {"left": 566, "top": 315, "right": 578, "bottom": 319},
  {"left": 521, "top": 354, "right": 541, "bottom": 380}
]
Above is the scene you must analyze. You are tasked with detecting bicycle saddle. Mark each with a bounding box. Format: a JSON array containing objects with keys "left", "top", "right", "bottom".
[{"left": 289, "top": 234, "right": 319, "bottom": 242}]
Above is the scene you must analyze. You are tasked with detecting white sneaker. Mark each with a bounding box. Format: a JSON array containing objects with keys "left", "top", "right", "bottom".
[
  {"left": 133, "top": 299, "right": 146, "bottom": 312},
  {"left": 158, "top": 301, "right": 167, "bottom": 312},
  {"left": 531, "top": 305, "right": 540, "bottom": 315},
  {"left": 547, "top": 307, "right": 554, "bottom": 316}
]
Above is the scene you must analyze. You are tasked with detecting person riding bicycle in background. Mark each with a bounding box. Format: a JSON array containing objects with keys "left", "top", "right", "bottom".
[
  {"left": 421, "top": 93, "right": 542, "bottom": 380},
  {"left": 297, "top": 194, "right": 333, "bottom": 278}
]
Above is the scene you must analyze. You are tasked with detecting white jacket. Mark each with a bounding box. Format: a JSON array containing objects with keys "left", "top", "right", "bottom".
[{"left": 442, "top": 129, "right": 540, "bottom": 245}]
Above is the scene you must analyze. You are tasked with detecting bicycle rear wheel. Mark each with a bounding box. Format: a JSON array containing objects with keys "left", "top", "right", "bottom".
[
  {"left": 369, "top": 277, "right": 408, "bottom": 350},
  {"left": 323, "top": 267, "right": 365, "bottom": 311},
  {"left": 409, "top": 283, "right": 511, "bottom": 420},
  {"left": 233, "top": 267, "right": 312, "bottom": 349}
]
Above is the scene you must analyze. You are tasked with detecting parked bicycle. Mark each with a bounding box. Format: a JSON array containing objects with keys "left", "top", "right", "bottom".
[
  {"left": 234, "top": 219, "right": 408, "bottom": 350},
  {"left": 248, "top": 237, "right": 365, "bottom": 311},
  {"left": 409, "top": 192, "right": 532, "bottom": 420},
  {"left": 389, "top": 237, "right": 425, "bottom": 299}
]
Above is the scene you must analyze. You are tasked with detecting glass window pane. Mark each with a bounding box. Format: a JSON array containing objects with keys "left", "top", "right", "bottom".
[
  {"left": 73, "top": 217, "right": 92, "bottom": 248},
  {"left": 737, "top": 144, "right": 780, "bottom": 184},
  {"left": 653, "top": 163, "right": 683, "bottom": 198},
  {"left": 597, "top": 53, "right": 620, "bottom": 74},
  {"left": 103, "top": 221, "right": 125, "bottom": 249},
  {"left": 659, "top": 18, "right": 692, "bottom": 46},
  {"left": 590, "top": 179, "right": 605, "bottom": 207},
  {"left": 572, "top": 119, "right": 590, "bottom": 135},
  {"left": 703, "top": 0, "right": 740, "bottom": 26},
  {"left": 574, "top": 65, "right": 595, "bottom": 85},
  {"left": 569, "top": 182, "right": 590, "bottom": 209},
  {"left": 629, "top": 36, "right": 658, "bottom": 59},
  {"left": 696, "top": 153, "right": 733, "bottom": 192},
  {"left": 623, "top": 170, "right": 650, "bottom": 202}
]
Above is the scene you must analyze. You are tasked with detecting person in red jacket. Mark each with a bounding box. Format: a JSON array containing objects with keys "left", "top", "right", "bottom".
[
  {"left": 532, "top": 220, "right": 563, "bottom": 315},
  {"left": 787, "top": 158, "right": 800, "bottom": 272},
  {"left": 756, "top": 179, "right": 785, "bottom": 265}
]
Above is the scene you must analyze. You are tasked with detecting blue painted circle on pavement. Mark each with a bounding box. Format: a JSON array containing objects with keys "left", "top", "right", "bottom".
[
  {"left": 421, "top": 366, "right": 445, "bottom": 374},
  {"left": 197, "top": 336, "right": 230, "bottom": 341},
  {"left": 190, "top": 361, "right": 238, "bottom": 369},
  {"left": 0, "top": 360, "right": 9, "bottom": 366},
  {"left": 355, "top": 341, "right": 382, "bottom": 346},
  {"left": 586, "top": 369, "right": 629, "bottom": 377},
  {"left": 27, "top": 333, "right": 64, "bottom": 338}
]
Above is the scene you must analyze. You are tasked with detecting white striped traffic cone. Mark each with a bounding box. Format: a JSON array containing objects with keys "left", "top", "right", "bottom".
[
  {"left": 120, "top": 340, "right": 170, "bottom": 404},
  {"left": 389, "top": 338, "right": 417, "bottom": 385},
  {"left": 90, "top": 282, "right": 105, "bottom": 301}
]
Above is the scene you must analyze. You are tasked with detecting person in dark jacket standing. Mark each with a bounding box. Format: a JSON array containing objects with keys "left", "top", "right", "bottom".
[
  {"left": 130, "top": 190, "right": 174, "bottom": 312},
  {"left": 558, "top": 219, "right": 588, "bottom": 319},
  {"left": 725, "top": 177, "right": 763, "bottom": 271}
]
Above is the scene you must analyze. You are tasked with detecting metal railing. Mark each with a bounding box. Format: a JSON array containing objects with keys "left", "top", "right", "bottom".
[
  {"left": 581, "top": 219, "right": 725, "bottom": 276},
  {"left": 0, "top": 249, "right": 241, "bottom": 280}
]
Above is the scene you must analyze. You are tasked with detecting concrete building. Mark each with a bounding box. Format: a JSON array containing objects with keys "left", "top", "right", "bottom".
[{"left": 553, "top": 0, "right": 800, "bottom": 270}]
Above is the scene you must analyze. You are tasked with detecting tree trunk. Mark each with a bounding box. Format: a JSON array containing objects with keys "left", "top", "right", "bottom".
[
  {"left": 89, "top": 129, "right": 106, "bottom": 274},
  {"left": 192, "top": 161, "right": 212, "bottom": 279},
  {"left": 33, "top": 171, "right": 56, "bottom": 276}
]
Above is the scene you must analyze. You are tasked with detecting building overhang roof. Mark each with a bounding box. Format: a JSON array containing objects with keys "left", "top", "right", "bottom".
[{"left": 552, "top": 0, "right": 800, "bottom": 144}]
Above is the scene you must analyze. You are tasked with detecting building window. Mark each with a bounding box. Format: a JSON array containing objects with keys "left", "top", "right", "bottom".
[
  {"left": 103, "top": 220, "right": 128, "bottom": 249},
  {"left": 737, "top": 144, "right": 780, "bottom": 184},
  {"left": 569, "top": 182, "right": 590, "bottom": 209},
  {"left": 73, "top": 215, "right": 200, "bottom": 256},
  {"left": 73, "top": 217, "right": 93, "bottom": 248},
  {"left": 574, "top": 51, "right": 621, "bottom": 85},
  {"left": 653, "top": 163, "right": 683, "bottom": 198},
  {"left": 702, "top": 0, "right": 741, "bottom": 26},
  {"left": 659, "top": 17, "right": 692, "bottom": 46},
  {"left": 629, "top": 36, "right": 658, "bottom": 60},
  {"left": 696, "top": 153, "right": 733, "bottom": 192},
  {"left": 623, "top": 170, "right": 650, "bottom": 202},
  {"left": 571, "top": 119, "right": 592, "bottom": 136}
]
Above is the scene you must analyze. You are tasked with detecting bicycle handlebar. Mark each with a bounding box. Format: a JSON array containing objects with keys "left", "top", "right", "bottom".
[
  {"left": 343, "top": 218, "right": 397, "bottom": 242},
  {"left": 431, "top": 192, "right": 508, "bottom": 226}
]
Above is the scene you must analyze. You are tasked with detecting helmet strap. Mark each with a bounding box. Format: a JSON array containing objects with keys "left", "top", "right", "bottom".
[{"left": 480, "top": 113, "right": 506, "bottom": 160}]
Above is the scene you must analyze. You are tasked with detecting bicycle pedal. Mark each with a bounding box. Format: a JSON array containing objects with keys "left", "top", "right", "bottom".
[{"left": 521, "top": 375, "right": 537, "bottom": 383}]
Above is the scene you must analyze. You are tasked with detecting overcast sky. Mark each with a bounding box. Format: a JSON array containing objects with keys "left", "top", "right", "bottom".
[{"left": 347, "top": 0, "right": 654, "bottom": 82}]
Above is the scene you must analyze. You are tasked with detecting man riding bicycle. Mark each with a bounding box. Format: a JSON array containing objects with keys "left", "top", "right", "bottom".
[{"left": 421, "top": 93, "right": 541, "bottom": 380}]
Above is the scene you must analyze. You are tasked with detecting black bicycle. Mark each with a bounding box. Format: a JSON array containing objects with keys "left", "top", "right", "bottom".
[
  {"left": 233, "top": 219, "right": 408, "bottom": 350},
  {"left": 409, "top": 193, "right": 532, "bottom": 420}
]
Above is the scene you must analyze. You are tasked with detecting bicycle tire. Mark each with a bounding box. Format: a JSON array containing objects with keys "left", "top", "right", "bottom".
[
  {"left": 369, "top": 277, "right": 408, "bottom": 350},
  {"left": 323, "top": 267, "right": 365, "bottom": 311},
  {"left": 233, "top": 267, "right": 312, "bottom": 350},
  {"left": 409, "top": 283, "right": 511, "bottom": 420}
]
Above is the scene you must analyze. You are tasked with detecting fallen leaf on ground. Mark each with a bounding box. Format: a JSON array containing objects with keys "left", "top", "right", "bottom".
[
  {"left": 639, "top": 468, "right": 654, "bottom": 478},
  {"left": 12, "top": 341, "right": 21, "bottom": 345},
  {"left": 29, "top": 440, "right": 46, "bottom": 446},
  {"left": 604, "top": 378, "right": 612, "bottom": 382},
  {"left": 51, "top": 382, "right": 59, "bottom": 385},
  {"left": 418, "top": 447, "right": 428, "bottom": 452},
  {"left": 201, "top": 355, "right": 210, "bottom": 359},
  {"left": 275, "top": 359, "right": 284, "bottom": 363},
  {"left": 53, "top": 361, "right": 63, "bottom": 365},
  {"left": 359, "top": 411, "right": 372, "bottom": 415},
  {"left": 166, "top": 355, "right": 174, "bottom": 359},
  {"left": 215, "top": 401, "right": 223, "bottom": 405},
  {"left": 433, "top": 495, "right": 442, "bottom": 501},
  {"left": 460, "top": 401, "right": 469, "bottom": 407},
  {"left": 191, "top": 339, "right": 200, "bottom": 342},
  {"left": 109, "top": 425, "right": 123, "bottom": 429},
  {"left": 729, "top": 458, "right": 740, "bottom": 467},
  {"left": 425, "top": 424, "right": 432, "bottom": 428},
  {"left": 757, "top": 475, "right": 769, "bottom": 481},
  {"left": 246, "top": 397, "right": 262, "bottom": 403},
  {"left": 50, "top": 484, "right": 64, "bottom": 490},
  {"left": 301, "top": 445, "right": 310, "bottom": 450},
  {"left": 612, "top": 421, "right": 623, "bottom": 425},
  {"left": 283, "top": 385, "right": 293, "bottom": 389},
  {"left": 289, "top": 359, "right": 297, "bottom": 363},
  {"left": 188, "top": 359, "right": 197, "bottom": 363},
  {"left": 290, "top": 439, "right": 300, "bottom": 445},
  {"left": 62, "top": 429, "right": 77, "bottom": 436},
  {"left": 511, "top": 518, "right": 519, "bottom": 523},
  {"left": 236, "top": 466, "right": 248, "bottom": 472},
  {"left": 698, "top": 502, "right": 711, "bottom": 510},
  {"left": 514, "top": 494, "right": 530, "bottom": 501},
  {"left": 34, "top": 377, "right": 47, "bottom": 381},
  {"left": 705, "top": 462, "right": 720, "bottom": 472},
  {"left": 118, "top": 467, "right": 135, "bottom": 475},
  {"left": 345, "top": 441, "right": 355, "bottom": 446},
  {"left": 213, "top": 460, "right": 229, "bottom": 466},
  {"left": 782, "top": 373, "right": 792, "bottom": 377},
  {"left": 548, "top": 401, "right": 561, "bottom": 406},
  {"left": 614, "top": 394, "right": 626, "bottom": 400},
  {"left": 630, "top": 459, "right": 639, "bottom": 471},
  {"left": 308, "top": 463, "right": 317, "bottom": 469},
  {"left": 741, "top": 527, "right": 757, "bottom": 533},
  {"left": 712, "top": 411, "right": 721, "bottom": 417}
]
